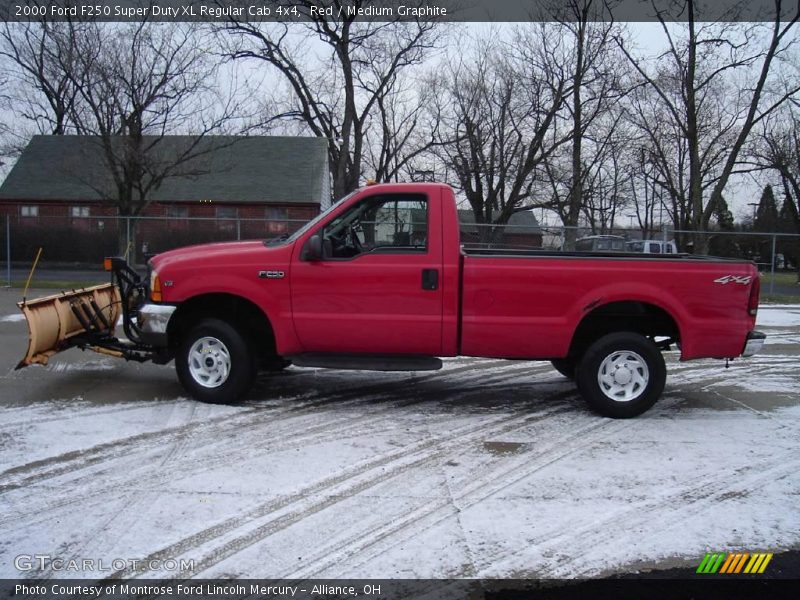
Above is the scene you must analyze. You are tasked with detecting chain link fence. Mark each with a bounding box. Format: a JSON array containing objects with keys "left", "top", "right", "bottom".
[
  {"left": 1, "top": 212, "right": 307, "bottom": 264},
  {"left": 2, "top": 213, "right": 799, "bottom": 298},
  {"left": 461, "top": 222, "right": 800, "bottom": 298}
]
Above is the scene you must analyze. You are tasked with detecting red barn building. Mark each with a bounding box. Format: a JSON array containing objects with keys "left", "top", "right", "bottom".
[{"left": 0, "top": 135, "right": 329, "bottom": 263}]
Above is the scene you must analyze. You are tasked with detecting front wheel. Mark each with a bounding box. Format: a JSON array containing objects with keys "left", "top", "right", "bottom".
[
  {"left": 176, "top": 318, "right": 257, "bottom": 404},
  {"left": 576, "top": 332, "right": 666, "bottom": 418}
]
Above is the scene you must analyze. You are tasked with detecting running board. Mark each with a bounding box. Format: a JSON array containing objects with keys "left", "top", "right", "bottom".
[{"left": 288, "top": 353, "right": 442, "bottom": 371}]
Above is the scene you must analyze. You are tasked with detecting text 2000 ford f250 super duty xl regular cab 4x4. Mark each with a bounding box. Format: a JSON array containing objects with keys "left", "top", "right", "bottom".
[{"left": 17, "top": 183, "right": 765, "bottom": 418}]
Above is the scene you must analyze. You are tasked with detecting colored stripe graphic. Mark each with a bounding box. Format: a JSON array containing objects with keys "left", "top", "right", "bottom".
[
  {"left": 745, "top": 554, "right": 763, "bottom": 574},
  {"left": 719, "top": 553, "right": 736, "bottom": 574},
  {"left": 719, "top": 553, "right": 736, "bottom": 573},
  {"left": 696, "top": 553, "right": 712, "bottom": 573},
  {"left": 758, "top": 553, "right": 773, "bottom": 573},
  {"left": 697, "top": 553, "right": 726, "bottom": 574},
  {"left": 699, "top": 551, "right": 773, "bottom": 574},
  {"left": 734, "top": 553, "right": 750, "bottom": 573}
]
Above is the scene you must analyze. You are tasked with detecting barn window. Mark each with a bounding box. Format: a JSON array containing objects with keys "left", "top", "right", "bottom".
[
  {"left": 71, "top": 206, "right": 90, "bottom": 218},
  {"left": 216, "top": 206, "right": 237, "bottom": 219},
  {"left": 166, "top": 205, "right": 189, "bottom": 219},
  {"left": 20, "top": 205, "right": 38, "bottom": 217},
  {"left": 266, "top": 206, "right": 288, "bottom": 234}
]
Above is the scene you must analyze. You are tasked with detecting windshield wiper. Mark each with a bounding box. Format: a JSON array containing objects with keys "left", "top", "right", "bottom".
[{"left": 265, "top": 233, "right": 290, "bottom": 246}]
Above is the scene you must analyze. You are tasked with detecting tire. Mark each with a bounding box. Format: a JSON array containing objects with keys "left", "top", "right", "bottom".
[
  {"left": 176, "top": 318, "right": 257, "bottom": 404},
  {"left": 576, "top": 332, "right": 666, "bottom": 418},
  {"left": 551, "top": 358, "right": 577, "bottom": 380}
]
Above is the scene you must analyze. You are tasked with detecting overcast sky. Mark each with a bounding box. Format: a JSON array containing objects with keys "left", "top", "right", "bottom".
[{"left": 0, "top": 21, "right": 787, "bottom": 222}]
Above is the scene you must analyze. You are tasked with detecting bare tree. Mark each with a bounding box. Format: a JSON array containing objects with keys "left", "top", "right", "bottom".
[
  {"left": 748, "top": 108, "right": 800, "bottom": 219},
  {"left": 363, "top": 71, "right": 440, "bottom": 183},
  {"left": 4, "top": 20, "right": 244, "bottom": 258},
  {"left": 1, "top": 20, "right": 87, "bottom": 137},
  {"left": 428, "top": 30, "right": 572, "bottom": 242},
  {"left": 578, "top": 118, "right": 633, "bottom": 234},
  {"left": 220, "top": 1, "right": 440, "bottom": 199},
  {"left": 618, "top": 0, "right": 800, "bottom": 252},
  {"left": 628, "top": 145, "right": 669, "bottom": 237},
  {"left": 64, "top": 22, "right": 241, "bottom": 257},
  {"left": 543, "top": 0, "right": 628, "bottom": 249}
]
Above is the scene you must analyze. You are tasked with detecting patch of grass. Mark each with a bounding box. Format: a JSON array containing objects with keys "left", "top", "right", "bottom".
[
  {"left": 760, "top": 271, "right": 799, "bottom": 286},
  {"left": 761, "top": 294, "right": 800, "bottom": 304}
]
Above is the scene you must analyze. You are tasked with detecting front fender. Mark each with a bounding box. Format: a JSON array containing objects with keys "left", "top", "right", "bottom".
[{"left": 162, "top": 270, "right": 301, "bottom": 355}]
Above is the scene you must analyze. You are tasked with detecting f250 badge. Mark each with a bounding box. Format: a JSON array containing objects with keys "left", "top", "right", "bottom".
[
  {"left": 258, "top": 270, "right": 285, "bottom": 279},
  {"left": 714, "top": 275, "right": 752, "bottom": 285}
]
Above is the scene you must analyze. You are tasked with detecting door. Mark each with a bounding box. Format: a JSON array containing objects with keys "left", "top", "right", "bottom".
[{"left": 291, "top": 193, "right": 443, "bottom": 355}]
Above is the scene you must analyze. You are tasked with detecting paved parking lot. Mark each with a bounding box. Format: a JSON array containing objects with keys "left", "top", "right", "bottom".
[{"left": 0, "top": 289, "right": 798, "bottom": 580}]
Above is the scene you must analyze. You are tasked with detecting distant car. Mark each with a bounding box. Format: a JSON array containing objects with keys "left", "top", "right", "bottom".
[
  {"left": 626, "top": 240, "right": 678, "bottom": 254},
  {"left": 575, "top": 235, "right": 627, "bottom": 252}
]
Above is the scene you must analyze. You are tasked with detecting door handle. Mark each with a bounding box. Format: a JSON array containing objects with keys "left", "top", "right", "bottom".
[{"left": 421, "top": 268, "right": 439, "bottom": 291}]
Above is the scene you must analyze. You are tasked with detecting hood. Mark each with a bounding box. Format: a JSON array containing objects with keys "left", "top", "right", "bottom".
[{"left": 150, "top": 240, "right": 288, "bottom": 272}]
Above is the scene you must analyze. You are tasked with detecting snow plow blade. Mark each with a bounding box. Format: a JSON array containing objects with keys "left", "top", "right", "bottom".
[{"left": 16, "top": 283, "right": 122, "bottom": 368}]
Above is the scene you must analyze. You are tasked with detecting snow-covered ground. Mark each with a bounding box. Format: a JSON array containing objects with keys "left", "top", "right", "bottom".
[{"left": 0, "top": 304, "right": 798, "bottom": 580}]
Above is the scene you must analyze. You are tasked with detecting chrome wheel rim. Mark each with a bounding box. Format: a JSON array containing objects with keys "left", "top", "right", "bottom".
[
  {"left": 597, "top": 350, "right": 649, "bottom": 402},
  {"left": 188, "top": 336, "right": 231, "bottom": 388}
]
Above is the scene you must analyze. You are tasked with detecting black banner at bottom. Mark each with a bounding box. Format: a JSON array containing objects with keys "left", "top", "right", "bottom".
[{"left": 2, "top": 578, "right": 800, "bottom": 600}]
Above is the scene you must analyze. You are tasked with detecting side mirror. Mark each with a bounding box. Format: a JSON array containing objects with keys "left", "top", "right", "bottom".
[{"left": 303, "top": 234, "right": 323, "bottom": 261}]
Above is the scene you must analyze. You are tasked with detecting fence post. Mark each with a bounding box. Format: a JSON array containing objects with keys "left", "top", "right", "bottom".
[
  {"left": 770, "top": 234, "right": 777, "bottom": 295},
  {"left": 5, "top": 214, "right": 10, "bottom": 288},
  {"left": 126, "top": 217, "right": 131, "bottom": 259},
  {"left": 236, "top": 218, "right": 241, "bottom": 241}
]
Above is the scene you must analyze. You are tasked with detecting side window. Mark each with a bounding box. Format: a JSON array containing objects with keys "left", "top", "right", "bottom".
[
  {"left": 649, "top": 242, "right": 661, "bottom": 254},
  {"left": 322, "top": 194, "right": 427, "bottom": 259}
]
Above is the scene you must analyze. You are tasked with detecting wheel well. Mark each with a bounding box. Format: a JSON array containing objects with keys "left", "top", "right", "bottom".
[
  {"left": 167, "top": 293, "right": 277, "bottom": 358},
  {"left": 568, "top": 301, "right": 680, "bottom": 358}
]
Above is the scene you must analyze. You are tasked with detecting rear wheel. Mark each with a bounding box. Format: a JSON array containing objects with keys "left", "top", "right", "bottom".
[
  {"left": 576, "top": 332, "right": 666, "bottom": 418},
  {"left": 550, "top": 358, "right": 577, "bottom": 380},
  {"left": 176, "top": 318, "right": 257, "bottom": 404}
]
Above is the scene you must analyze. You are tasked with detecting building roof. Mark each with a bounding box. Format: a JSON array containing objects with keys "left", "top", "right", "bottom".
[{"left": 0, "top": 135, "right": 329, "bottom": 205}]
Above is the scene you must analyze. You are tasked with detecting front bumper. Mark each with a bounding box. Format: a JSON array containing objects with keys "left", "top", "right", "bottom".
[
  {"left": 137, "top": 303, "right": 177, "bottom": 347},
  {"left": 741, "top": 330, "right": 766, "bottom": 357}
]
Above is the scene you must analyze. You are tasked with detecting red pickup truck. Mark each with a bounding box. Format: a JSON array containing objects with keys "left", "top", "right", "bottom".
[{"left": 19, "top": 182, "right": 764, "bottom": 418}]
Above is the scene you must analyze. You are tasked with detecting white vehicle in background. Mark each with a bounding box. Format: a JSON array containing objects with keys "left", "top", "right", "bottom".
[
  {"left": 574, "top": 235, "right": 627, "bottom": 252},
  {"left": 626, "top": 240, "right": 678, "bottom": 254}
]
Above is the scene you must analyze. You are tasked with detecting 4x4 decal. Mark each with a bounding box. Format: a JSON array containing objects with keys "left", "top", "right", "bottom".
[{"left": 714, "top": 275, "right": 753, "bottom": 285}]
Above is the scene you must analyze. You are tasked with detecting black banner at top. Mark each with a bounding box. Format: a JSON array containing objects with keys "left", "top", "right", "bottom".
[{"left": 1, "top": 0, "right": 799, "bottom": 23}]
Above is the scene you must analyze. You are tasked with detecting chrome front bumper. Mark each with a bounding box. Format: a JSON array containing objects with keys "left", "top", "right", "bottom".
[
  {"left": 742, "top": 330, "right": 766, "bottom": 358},
  {"left": 137, "top": 303, "right": 177, "bottom": 346}
]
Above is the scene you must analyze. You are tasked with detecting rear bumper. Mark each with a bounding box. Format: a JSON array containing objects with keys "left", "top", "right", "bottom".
[
  {"left": 741, "top": 330, "right": 766, "bottom": 357},
  {"left": 137, "top": 303, "right": 176, "bottom": 347}
]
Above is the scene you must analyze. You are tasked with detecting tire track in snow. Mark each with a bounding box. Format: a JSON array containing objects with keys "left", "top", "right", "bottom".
[
  {"left": 2, "top": 362, "right": 569, "bottom": 526},
  {"left": 521, "top": 453, "right": 800, "bottom": 579},
  {"left": 37, "top": 401, "right": 206, "bottom": 581},
  {"left": 0, "top": 399, "right": 187, "bottom": 430},
  {"left": 105, "top": 392, "right": 578, "bottom": 579},
  {"left": 272, "top": 411, "right": 631, "bottom": 580},
  {"left": 445, "top": 411, "right": 799, "bottom": 579},
  {"left": 0, "top": 358, "right": 520, "bottom": 490},
  {"left": 0, "top": 366, "right": 471, "bottom": 489}
]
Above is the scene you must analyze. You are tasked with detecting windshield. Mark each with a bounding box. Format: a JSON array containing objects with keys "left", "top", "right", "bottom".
[{"left": 267, "top": 191, "right": 359, "bottom": 246}]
